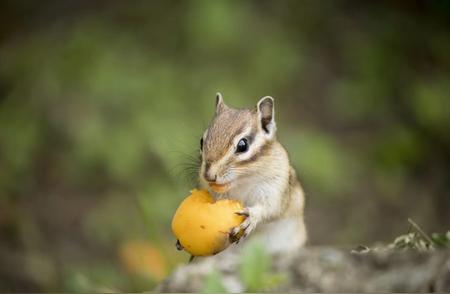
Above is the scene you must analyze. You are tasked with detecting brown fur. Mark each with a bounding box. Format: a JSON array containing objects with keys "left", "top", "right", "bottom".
[
  {"left": 203, "top": 107, "right": 255, "bottom": 162},
  {"left": 200, "top": 95, "right": 307, "bottom": 252}
]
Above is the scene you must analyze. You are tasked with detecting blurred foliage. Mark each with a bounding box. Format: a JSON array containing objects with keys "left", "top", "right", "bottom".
[
  {"left": 202, "top": 240, "right": 286, "bottom": 293},
  {"left": 201, "top": 270, "right": 227, "bottom": 293},
  {"left": 355, "top": 219, "right": 450, "bottom": 253},
  {"left": 239, "top": 240, "right": 287, "bottom": 292},
  {"left": 0, "top": 0, "right": 449, "bottom": 291},
  {"left": 390, "top": 219, "right": 450, "bottom": 251}
]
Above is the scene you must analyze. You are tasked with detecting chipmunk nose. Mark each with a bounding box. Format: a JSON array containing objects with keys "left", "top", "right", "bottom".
[
  {"left": 204, "top": 173, "right": 217, "bottom": 182},
  {"left": 203, "top": 162, "right": 217, "bottom": 182}
]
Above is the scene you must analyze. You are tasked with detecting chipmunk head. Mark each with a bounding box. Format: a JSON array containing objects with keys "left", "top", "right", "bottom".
[{"left": 199, "top": 93, "right": 276, "bottom": 193}]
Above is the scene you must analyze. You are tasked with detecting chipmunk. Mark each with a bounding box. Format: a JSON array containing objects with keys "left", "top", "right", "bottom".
[{"left": 198, "top": 93, "right": 307, "bottom": 253}]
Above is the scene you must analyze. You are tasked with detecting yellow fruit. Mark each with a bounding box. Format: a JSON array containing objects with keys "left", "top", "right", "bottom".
[{"left": 171, "top": 189, "right": 245, "bottom": 256}]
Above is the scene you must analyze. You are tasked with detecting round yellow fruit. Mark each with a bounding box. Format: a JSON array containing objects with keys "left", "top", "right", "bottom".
[{"left": 171, "top": 189, "right": 245, "bottom": 256}]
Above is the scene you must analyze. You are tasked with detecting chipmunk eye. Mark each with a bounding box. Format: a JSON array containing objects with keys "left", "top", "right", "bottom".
[
  {"left": 200, "top": 137, "right": 204, "bottom": 150},
  {"left": 236, "top": 138, "right": 249, "bottom": 153}
]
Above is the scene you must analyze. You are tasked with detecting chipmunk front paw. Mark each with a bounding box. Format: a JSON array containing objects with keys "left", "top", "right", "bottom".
[{"left": 229, "top": 207, "right": 260, "bottom": 243}]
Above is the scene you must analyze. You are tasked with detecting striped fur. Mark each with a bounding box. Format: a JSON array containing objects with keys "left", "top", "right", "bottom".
[{"left": 198, "top": 94, "right": 307, "bottom": 253}]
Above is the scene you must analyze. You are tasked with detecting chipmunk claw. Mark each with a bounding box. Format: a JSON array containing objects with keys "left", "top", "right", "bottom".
[
  {"left": 229, "top": 225, "right": 242, "bottom": 243},
  {"left": 235, "top": 208, "right": 250, "bottom": 217},
  {"left": 230, "top": 208, "right": 257, "bottom": 243},
  {"left": 240, "top": 218, "right": 256, "bottom": 238},
  {"left": 229, "top": 230, "right": 240, "bottom": 243}
]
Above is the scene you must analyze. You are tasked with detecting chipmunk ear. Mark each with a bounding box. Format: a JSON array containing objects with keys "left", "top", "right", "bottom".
[
  {"left": 215, "top": 92, "right": 228, "bottom": 115},
  {"left": 257, "top": 96, "right": 276, "bottom": 135}
]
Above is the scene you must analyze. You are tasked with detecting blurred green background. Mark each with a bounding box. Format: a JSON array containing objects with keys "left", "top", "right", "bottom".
[{"left": 0, "top": 0, "right": 449, "bottom": 291}]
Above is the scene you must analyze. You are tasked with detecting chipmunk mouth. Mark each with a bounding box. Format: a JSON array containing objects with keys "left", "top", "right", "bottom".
[{"left": 208, "top": 182, "right": 230, "bottom": 193}]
